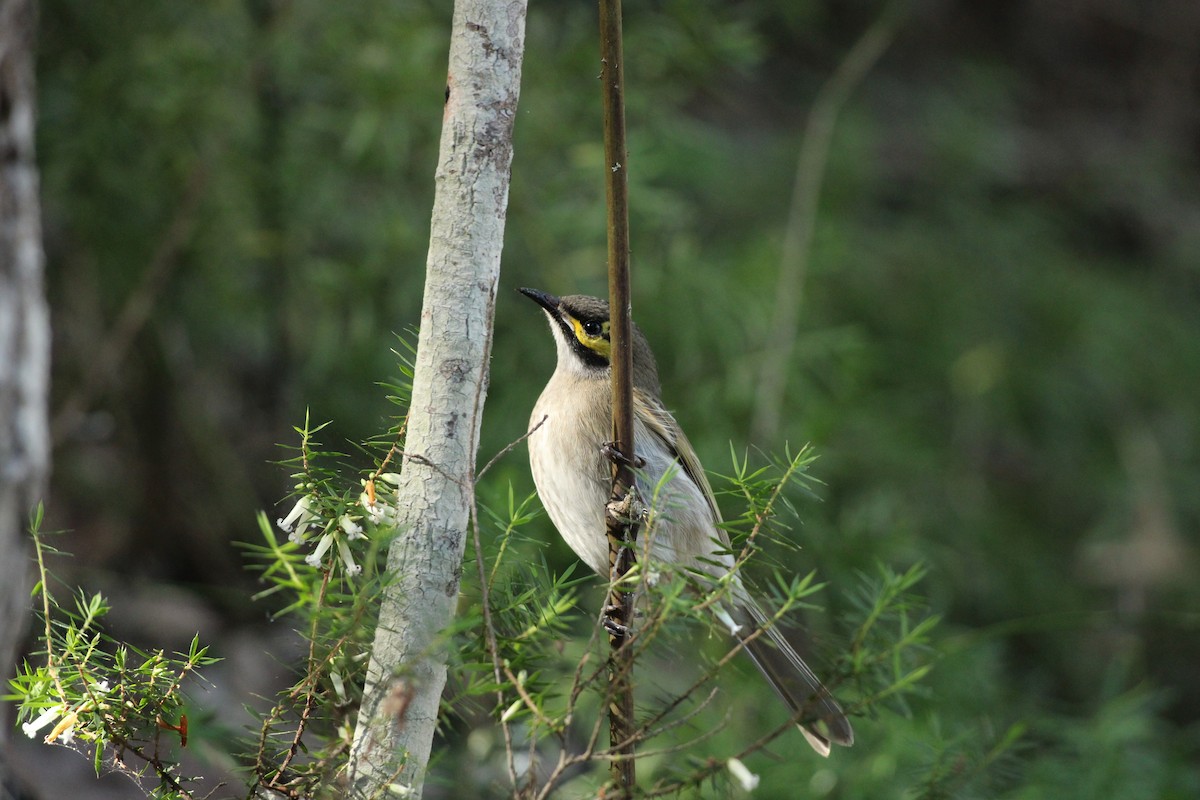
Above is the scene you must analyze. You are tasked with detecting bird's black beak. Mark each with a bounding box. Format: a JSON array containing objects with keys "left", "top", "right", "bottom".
[{"left": 519, "top": 287, "right": 562, "bottom": 316}]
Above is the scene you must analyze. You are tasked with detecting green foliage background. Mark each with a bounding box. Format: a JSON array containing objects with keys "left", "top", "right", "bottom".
[{"left": 28, "top": 0, "right": 1200, "bottom": 797}]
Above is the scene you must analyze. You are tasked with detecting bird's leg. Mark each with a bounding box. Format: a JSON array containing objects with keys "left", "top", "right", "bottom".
[
  {"left": 602, "top": 440, "right": 648, "bottom": 526},
  {"left": 604, "top": 603, "right": 644, "bottom": 621},
  {"left": 601, "top": 441, "right": 646, "bottom": 470},
  {"left": 603, "top": 600, "right": 647, "bottom": 638},
  {"left": 602, "top": 443, "right": 646, "bottom": 643}
]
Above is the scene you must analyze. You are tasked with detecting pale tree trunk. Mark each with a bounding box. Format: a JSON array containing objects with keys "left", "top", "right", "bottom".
[
  {"left": 0, "top": 0, "right": 52, "bottom": 789},
  {"left": 346, "top": 1, "right": 527, "bottom": 797}
]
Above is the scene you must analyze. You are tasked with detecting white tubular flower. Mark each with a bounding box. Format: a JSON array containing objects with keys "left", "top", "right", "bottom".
[
  {"left": 361, "top": 490, "right": 397, "bottom": 525},
  {"left": 340, "top": 514, "right": 366, "bottom": 540},
  {"left": 727, "top": 757, "right": 760, "bottom": 792},
  {"left": 337, "top": 536, "right": 362, "bottom": 576},
  {"left": 361, "top": 493, "right": 381, "bottom": 524},
  {"left": 277, "top": 496, "right": 318, "bottom": 541},
  {"left": 305, "top": 532, "right": 335, "bottom": 567},
  {"left": 360, "top": 473, "right": 402, "bottom": 524},
  {"left": 22, "top": 705, "right": 64, "bottom": 739}
]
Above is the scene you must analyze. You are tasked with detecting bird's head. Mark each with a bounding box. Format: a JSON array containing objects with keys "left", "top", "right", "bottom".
[{"left": 520, "top": 288, "right": 661, "bottom": 395}]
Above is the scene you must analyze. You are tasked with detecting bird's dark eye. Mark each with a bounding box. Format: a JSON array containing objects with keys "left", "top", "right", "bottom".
[{"left": 582, "top": 320, "right": 603, "bottom": 337}]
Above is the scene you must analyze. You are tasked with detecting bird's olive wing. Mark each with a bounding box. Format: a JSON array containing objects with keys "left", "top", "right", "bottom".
[{"left": 632, "top": 388, "right": 723, "bottom": 524}]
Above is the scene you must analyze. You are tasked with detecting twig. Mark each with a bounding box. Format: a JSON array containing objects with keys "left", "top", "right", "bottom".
[
  {"left": 369, "top": 417, "right": 409, "bottom": 482},
  {"left": 479, "top": 414, "right": 546, "bottom": 479},
  {"left": 52, "top": 160, "right": 210, "bottom": 444},
  {"left": 273, "top": 568, "right": 334, "bottom": 779},
  {"left": 693, "top": 448, "right": 808, "bottom": 616},
  {"left": 74, "top": 662, "right": 196, "bottom": 800},
  {"left": 751, "top": 2, "right": 906, "bottom": 443},
  {"left": 458, "top": 291, "right": 531, "bottom": 792},
  {"left": 30, "top": 520, "right": 65, "bottom": 697},
  {"left": 599, "top": 0, "right": 639, "bottom": 793},
  {"left": 469, "top": 490, "right": 521, "bottom": 791}
]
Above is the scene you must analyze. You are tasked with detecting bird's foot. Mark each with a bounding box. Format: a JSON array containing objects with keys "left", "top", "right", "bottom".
[
  {"left": 602, "top": 610, "right": 630, "bottom": 639},
  {"left": 606, "top": 490, "right": 648, "bottom": 526},
  {"left": 601, "top": 441, "right": 646, "bottom": 470}
]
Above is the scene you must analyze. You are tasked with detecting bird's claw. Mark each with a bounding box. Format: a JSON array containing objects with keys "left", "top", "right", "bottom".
[
  {"left": 601, "top": 442, "right": 646, "bottom": 470},
  {"left": 603, "top": 613, "right": 630, "bottom": 639}
]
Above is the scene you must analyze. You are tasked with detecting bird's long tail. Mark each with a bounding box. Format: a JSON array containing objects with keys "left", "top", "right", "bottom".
[{"left": 724, "top": 601, "right": 854, "bottom": 757}]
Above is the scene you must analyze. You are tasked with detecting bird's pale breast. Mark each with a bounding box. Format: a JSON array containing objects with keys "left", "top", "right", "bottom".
[{"left": 528, "top": 370, "right": 730, "bottom": 579}]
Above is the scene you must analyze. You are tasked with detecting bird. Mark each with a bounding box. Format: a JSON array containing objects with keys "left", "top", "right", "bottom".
[{"left": 520, "top": 287, "right": 853, "bottom": 756}]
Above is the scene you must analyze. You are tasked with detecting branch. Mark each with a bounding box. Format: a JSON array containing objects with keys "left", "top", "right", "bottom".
[
  {"left": 51, "top": 160, "right": 209, "bottom": 444},
  {"left": 751, "top": 2, "right": 906, "bottom": 443},
  {"left": 599, "top": 0, "right": 639, "bottom": 794}
]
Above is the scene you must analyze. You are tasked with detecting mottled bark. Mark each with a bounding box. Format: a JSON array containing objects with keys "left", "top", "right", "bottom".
[
  {"left": 346, "top": 1, "right": 527, "bottom": 797},
  {"left": 0, "top": 0, "right": 51, "bottom": 784}
]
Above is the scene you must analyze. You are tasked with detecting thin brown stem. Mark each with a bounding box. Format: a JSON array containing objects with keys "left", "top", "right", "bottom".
[
  {"left": 469, "top": 491, "right": 520, "bottom": 790},
  {"left": 751, "top": 1, "right": 906, "bottom": 443},
  {"left": 274, "top": 568, "right": 332, "bottom": 778},
  {"left": 599, "top": 0, "right": 639, "bottom": 793},
  {"left": 51, "top": 160, "right": 210, "bottom": 444},
  {"left": 479, "top": 414, "right": 545, "bottom": 480}
]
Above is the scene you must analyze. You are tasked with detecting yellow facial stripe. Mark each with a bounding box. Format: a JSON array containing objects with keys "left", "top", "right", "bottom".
[{"left": 569, "top": 317, "right": 611, "bottom": 359}]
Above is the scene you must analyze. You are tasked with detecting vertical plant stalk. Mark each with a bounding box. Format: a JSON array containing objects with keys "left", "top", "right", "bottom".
[
  {"left": 599, "top": 0, "right": 638, "bottom": 793},
  {"left": 750, "top": 2, "right": 905, "bottom": 443},
  {"left": 345, "top": 1, "right": 527, "bottom": 798}
]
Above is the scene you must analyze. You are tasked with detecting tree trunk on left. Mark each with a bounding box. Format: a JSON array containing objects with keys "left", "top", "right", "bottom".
[{"left": 0, "top": 0, "right": 52, "bottom": 790}]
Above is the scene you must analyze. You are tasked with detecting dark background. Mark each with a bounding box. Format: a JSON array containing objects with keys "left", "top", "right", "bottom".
[{"left": 13, "top": 0, "right": 1200, "bottom": 797}]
